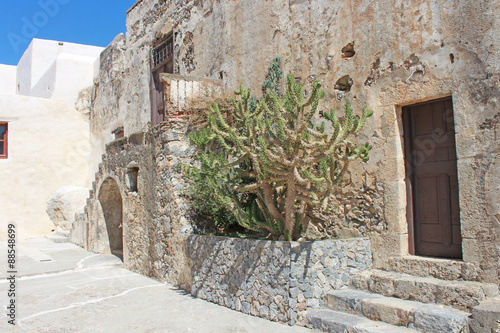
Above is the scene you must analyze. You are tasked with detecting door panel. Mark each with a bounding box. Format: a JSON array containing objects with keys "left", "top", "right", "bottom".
[{"left": 403, "top": 98, "right": 462, "bottom": 259}]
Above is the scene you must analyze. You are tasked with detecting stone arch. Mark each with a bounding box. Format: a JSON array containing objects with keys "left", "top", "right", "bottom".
[{"left": 98, "top": 177, "right": 124, "bottom": 260}]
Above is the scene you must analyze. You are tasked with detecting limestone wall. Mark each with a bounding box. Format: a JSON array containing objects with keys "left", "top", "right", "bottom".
[
  {"left": 186, "top": 235, "right": 372, "bottom": 325},
  {"left": 71, "top": 119, "right": 195, "bottom": 290},
  {"left": 87, "top": 34, "right": 128, "bottom": 181},
  {"left": 118, "top": 0, "right": 500, "bottom": 283}
]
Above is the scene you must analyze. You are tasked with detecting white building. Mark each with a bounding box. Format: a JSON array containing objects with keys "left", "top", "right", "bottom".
[{"left": 0, "top": 38, "right": 104, "bottom": 240}]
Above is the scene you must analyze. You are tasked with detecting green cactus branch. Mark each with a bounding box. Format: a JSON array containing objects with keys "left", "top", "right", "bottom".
[{"left": 181, "top": 58, "right": 373, "bottom": 239}]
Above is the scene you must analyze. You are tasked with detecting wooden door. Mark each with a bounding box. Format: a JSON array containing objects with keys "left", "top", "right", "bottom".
[
  {"left": 150, "top": 35, "right": 174, "bottom": 126},
  {"left": 403, "top": 98, "right": 462, "bottom": 259},
  {"left": 151, "top": 67, "right": 166, "bottom": 126}
]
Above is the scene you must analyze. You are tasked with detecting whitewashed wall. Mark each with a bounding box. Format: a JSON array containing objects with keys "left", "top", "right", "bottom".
[
  {"left": 0, "top": 65, "right": 16, "bottom": 94},
  {"left": 16, "top": 38, "right": 103, "bottom": 107},
  {"left": 0, "top": 95, "right": 90, "bottom": 240}
]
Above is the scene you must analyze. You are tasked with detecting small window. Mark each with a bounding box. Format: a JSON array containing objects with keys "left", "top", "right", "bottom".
[
  {"left": 0, "top": 123, "right": 8, "bottom": 159},
  {"left": 152, "top": 35, "right": 174, "bottom": 70},
  {"left": 126, "top": 167, "right": 139, "bottom": 192},
  {"left": 112, "top": 126, "right": 124, "bottom": 140}
]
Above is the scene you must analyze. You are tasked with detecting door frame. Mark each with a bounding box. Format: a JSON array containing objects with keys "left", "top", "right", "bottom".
[{"left": 402, "top": 96, "right": 461, "bottom": 258}]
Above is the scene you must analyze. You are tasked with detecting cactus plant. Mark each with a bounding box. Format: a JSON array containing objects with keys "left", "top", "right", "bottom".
[{"left": 183, "top": 60, "right": 373, "bottom": 240}]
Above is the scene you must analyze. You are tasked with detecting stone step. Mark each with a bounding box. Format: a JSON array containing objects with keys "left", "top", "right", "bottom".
[
  {"left": 307, "top": 309, "right": 418, "bottom": 333},
  {"left": 45, "top": 234, "right": 68, "bottom": 243},
  {"left": 323, "top": 289, "right": 470, "bottom": 332},
  {"left": 350, "top": 269, "right": 499, "bottom": 311},
  {"left": 387, "top": 256, "right": 479, "bottom": 281},
  {"left": 55, "top": 229, "right": 70, "bottom": 237},
  {"left": 470, "top": 299, "right": 500, "bottom": 332}
]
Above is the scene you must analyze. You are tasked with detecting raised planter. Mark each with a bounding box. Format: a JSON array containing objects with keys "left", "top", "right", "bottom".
[{"left": 186, "top": 235, "right": 372, "bottom": 325}]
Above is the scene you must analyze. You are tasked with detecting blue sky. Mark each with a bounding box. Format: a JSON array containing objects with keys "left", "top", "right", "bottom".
[{"left": 0, "top": 0, "right": 137, "bottom": 66}]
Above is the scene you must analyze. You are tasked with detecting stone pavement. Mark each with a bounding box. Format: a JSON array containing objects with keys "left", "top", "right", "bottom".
[{"left": 0, "top": 238, "right": 313, "bottom": 332}]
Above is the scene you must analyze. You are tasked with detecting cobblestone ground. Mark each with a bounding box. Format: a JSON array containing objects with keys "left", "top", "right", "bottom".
[{"left": 0, "top": 238, "right": 313, "bottom": 333}]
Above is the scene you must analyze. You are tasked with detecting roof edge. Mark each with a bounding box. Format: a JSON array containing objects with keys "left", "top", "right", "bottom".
[{"left": 127, "top": 0, "right": 144, "bottom": 14}]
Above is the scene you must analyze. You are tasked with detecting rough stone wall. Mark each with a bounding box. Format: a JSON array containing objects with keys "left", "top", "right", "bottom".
[
  {"left": 87, "top": 33, "right": 128, "bottom": 179},
  {"left": 187, "top": 235, "right": 372, "bottom": 325},
  {"left": 70, "top": 119, "right": 195, "bottom": 289},
  {"left": 119, "top": 0, "right": 499, "bottom": 283}
]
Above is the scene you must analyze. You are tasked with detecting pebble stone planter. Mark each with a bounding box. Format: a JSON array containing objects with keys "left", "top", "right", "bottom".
[{"left": 186, "top": 235, "right": 372, "bottom": 325}]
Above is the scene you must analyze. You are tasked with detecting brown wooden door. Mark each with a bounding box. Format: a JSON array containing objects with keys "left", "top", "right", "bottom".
[
  {"left": 151, "top": 67, "right": 166, "bottom": 126},
  {"left": 403, "top": 98, "right": 462, "bottom": 259},
  {"left": 150, "top": 35, "right": 174, "bottom": 126}
]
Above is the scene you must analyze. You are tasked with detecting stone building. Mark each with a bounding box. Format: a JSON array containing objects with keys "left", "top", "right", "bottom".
[
  {"left": 0, "top": 38, "right": 103, "bottom": 240},
  {"left": 67, "top": 0, "right": 499, "bottom": 331}
]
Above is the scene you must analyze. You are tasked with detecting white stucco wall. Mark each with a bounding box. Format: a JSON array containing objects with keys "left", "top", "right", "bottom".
[
  {"left": 53, "top": 53, "right": 99, "bottom": 107},
  {"left": 30, "top": 59, "right": 57, "bottom": 100},
  {"left": 16, "top": 38, "right": 104, "bottom": 107},
  {"left": 15, "top": 42, "right": 33, "bottom": 95},
  {"left": 0, "top": 94, "right": 90, "bottom": 240},
  {"left": 0, "top": 65, "right": 16, "bottom": 94}
]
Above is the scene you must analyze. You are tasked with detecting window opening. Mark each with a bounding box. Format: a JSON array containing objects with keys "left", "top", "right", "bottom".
[
  {"left": 0, "top": 123, "right": 8, "bottom": 159},
  {"left": 112, "top": 126, "right": 124, "bottom": 140},
  {"left": 126, "top": 167, "right": 139, "bottom": 192},
  {"left": 152, "top": 36, "right": 173, "bottom": 69}
]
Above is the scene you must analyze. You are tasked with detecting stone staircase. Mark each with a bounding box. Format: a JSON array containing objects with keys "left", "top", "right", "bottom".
[{"left": 307, "top": 267, "right": 500, "bottom": 332}]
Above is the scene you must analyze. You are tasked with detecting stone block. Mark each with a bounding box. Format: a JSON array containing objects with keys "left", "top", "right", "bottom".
[
  {"left": 413, "top": 306, "right": 470, "bottom": 333},
  {"left": 367, "top": 271, "right": 397, "bottom": 296},
  {"left": 307, "top": 309, "right": 366, "bottom": 332},
  {"left": 393, "top": 277, "right": 422, "bottom": 301},
  {"left": 388, "top": 256, "right": 480, "bottom": 281},
  {"left": 470, "top": 300, "right": 500, "bottom": 333},
  {"left": 380, "top": 107, "right": 402, "bottom": 139},
  {"left": 434, "top": 282, "right": 485, "bottom": 311},
  {"left": 360, "top": 297, "right": 421, "bottom": 327},
  {"left": 350, "top": 271, "right": 370, "bottom": 290},
  {"left": 371, "top": 234, "right": 409, "bottom": 268},
  {"left": 350, "top": 321, "right": 417, "bottom": 333},
  {"left": 47, "top": 186, "right": 89, "bottom": 230},
  {"left": 382, "top": 181, "right": 408, "bottom": 233},
  {"left": 325, "top": 289, "right": 378, "bottom": 313}
]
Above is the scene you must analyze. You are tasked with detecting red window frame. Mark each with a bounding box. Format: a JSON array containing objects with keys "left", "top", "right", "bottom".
[{"left": 0, "top": 123, "right": 8, "bottom": 159}]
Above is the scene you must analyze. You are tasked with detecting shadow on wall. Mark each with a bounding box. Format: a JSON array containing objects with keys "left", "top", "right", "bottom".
[{"left": 98, "top": 177, "right": 123, "bottom": 261}]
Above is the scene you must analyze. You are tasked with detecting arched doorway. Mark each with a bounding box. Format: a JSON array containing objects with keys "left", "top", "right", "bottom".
[{"left": 98, "top": 177, "right": 123, "bottom": 260}]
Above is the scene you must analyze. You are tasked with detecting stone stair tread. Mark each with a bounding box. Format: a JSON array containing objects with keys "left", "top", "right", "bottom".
[
  {"left": 470, "top": 299, "right": 500, "bottom": 332},
  {"left": 350, "top": 269, "right": 498, "bottom": 310},
  {"left": 388, "top": 256, "right": 479, "bottom": 281},
  {"left": 324, "top": 288, "right": 470, "bottom": 332},
  {"left": 355, "top": 269, "right": 498, "bottom": 291},
  {"left": 307, "top": 309, "right": 418, "bottom": 332},
  {"left": 55, "top": 229, "right": 70, "bottom": 237},
  {"left": 45, "top": 235, "right": 69, "bottom": 243}
]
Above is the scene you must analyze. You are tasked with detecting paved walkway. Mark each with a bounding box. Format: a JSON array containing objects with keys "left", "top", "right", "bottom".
[{"left": 0, "top": 238, "right": 313, "bottom": 332}]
